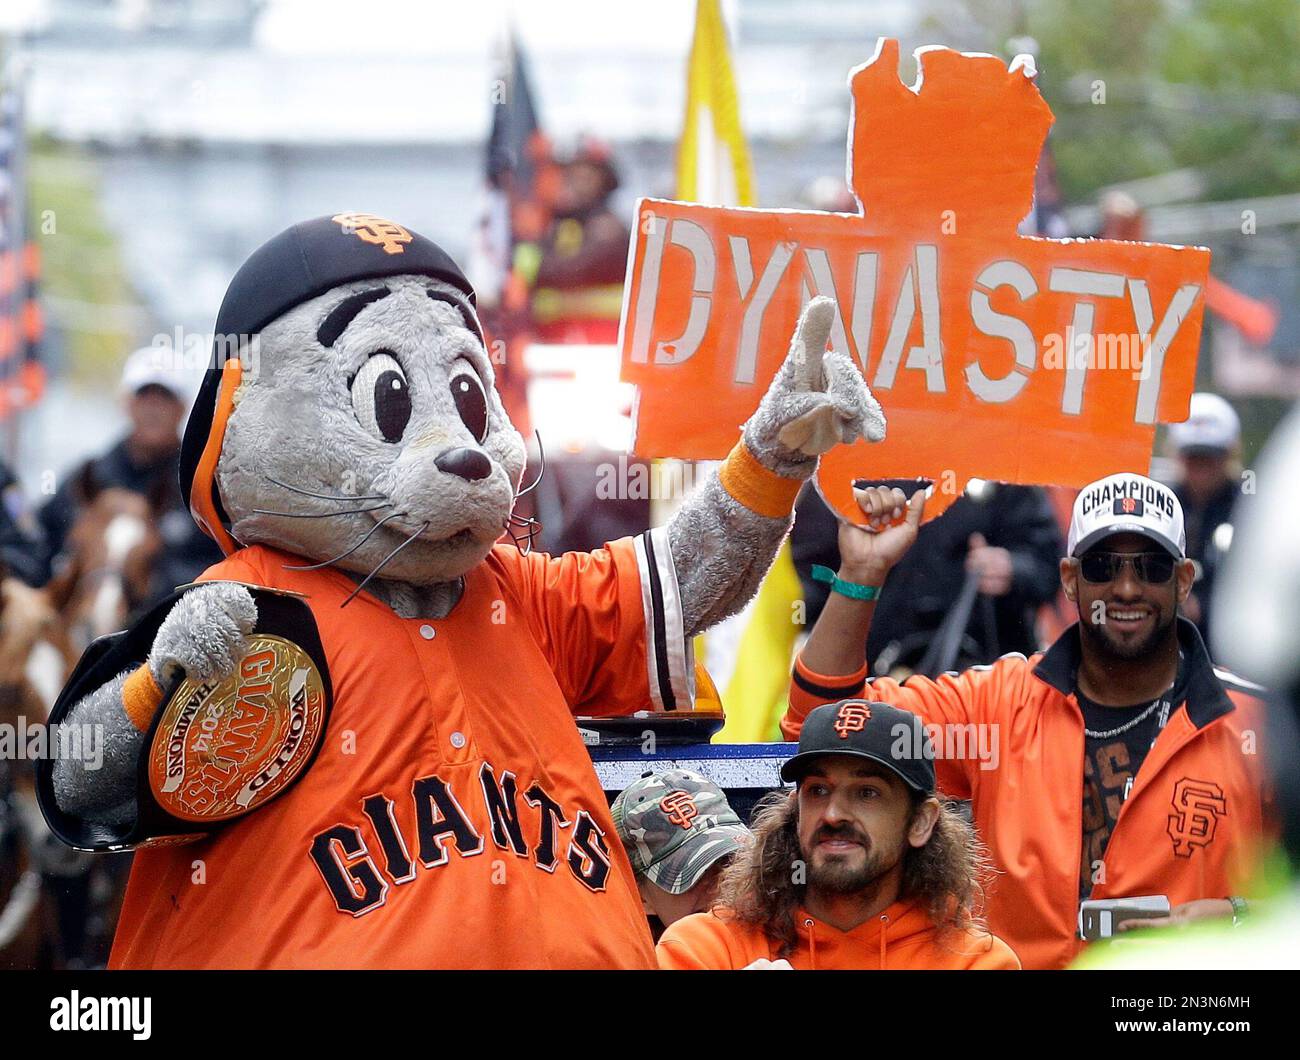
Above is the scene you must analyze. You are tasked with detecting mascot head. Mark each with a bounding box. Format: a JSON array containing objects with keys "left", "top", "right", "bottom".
[{"left": 180, "top": 213, "right": 528, "bottom": 587}]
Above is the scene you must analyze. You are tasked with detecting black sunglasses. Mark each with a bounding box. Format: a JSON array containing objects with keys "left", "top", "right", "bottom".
[{"left": 1078, "top": 551, "right": 1177, "bottom": 585}]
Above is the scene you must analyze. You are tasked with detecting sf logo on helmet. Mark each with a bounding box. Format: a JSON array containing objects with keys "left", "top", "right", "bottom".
[
  {"left": 659, "top": 791, "right": 699, "bottom": 830},
  {"left": 331, "top": 213, "right": 413, "bottom": 255},
  {"left": 833, "top": 702, "right": 872, "bottom": 740},
  {"left": 1167, "top": 777, "right": 1227, "bottom": 858}
]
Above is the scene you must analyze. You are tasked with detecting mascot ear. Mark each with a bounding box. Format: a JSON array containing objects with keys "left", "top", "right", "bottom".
[{"left": 182, "top": 359, "right": 244, "bottom": 556}]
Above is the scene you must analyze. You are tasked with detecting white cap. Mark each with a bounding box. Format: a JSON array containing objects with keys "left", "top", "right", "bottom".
[
  {"left": 1168, "top": 392, "right": 1240, "bottom": 454},
  {"left": 119, "top": 346, "right": 191, "bottom": 403},
  {"left": 1068, "top": 473, "right": 1186, "bottom": 559}
]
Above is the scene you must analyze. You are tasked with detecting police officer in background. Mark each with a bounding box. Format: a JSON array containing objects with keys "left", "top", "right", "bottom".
[
  {"left": 36, "top": 347, "right": 223, "bottom": 607},
  {"left": 525, "top": 138, "right": 630, "bottom": 343},
  {"left": 1168, "top": 392, "right": 1244, "bottom": 646}
]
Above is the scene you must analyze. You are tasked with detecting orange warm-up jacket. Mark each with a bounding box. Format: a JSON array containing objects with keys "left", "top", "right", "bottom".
[
  {"left": 656, "top": 900, "right": 1019, "bottom": 970},
  {"left": 784, "top": 618, "right": 1271, "bottom": 970}
]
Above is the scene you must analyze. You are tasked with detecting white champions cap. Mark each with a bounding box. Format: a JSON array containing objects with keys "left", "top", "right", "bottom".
[
  {"left": 119, "top": 345, "right": 192, "bottom": 403},
  {"left": 1068, "top": 472, "right": 1186, "bottom": 559},
  {"left": 1168, "top": 392, "right": 1240, "bottom": 455}
]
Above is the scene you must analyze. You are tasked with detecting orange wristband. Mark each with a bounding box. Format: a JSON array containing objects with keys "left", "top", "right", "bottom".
[
  {"left": 718, "top": 442, "right": 804, "bottom": 519},
  {"left": 122, "top": 664, "right": 165, "bottom": 732}
]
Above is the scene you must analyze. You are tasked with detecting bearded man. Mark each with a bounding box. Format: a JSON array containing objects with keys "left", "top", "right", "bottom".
[{"left": 656, "top": 700, "right": 1018, "bottom": 969}]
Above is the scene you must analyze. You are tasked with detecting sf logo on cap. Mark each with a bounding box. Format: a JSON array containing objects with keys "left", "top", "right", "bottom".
[
  {"left": 659, "top": 791, "right": 699, "bottom": 830},
  {"left": 833, "top": 702, "right": 872, "bottom": 739},
  {"left": 1115, "top": 496, "right": 1144, "bottom": 516},
  {"left": 331, "top": 213, "right": 413, "bottom": 256}
]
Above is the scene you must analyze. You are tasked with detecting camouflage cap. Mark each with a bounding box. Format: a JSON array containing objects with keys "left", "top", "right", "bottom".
[{"left": 610, "top": 768, "right": 751, "bottom": 894}]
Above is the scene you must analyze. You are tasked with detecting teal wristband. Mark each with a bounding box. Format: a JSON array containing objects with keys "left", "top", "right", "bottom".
[{"left": 812, "top": 564, "right": 880, "bottom": 601}]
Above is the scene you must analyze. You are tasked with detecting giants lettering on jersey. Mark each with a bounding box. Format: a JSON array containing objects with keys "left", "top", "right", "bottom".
[{"left": 308, "top": 762, "right": 613, "bottom": 916}]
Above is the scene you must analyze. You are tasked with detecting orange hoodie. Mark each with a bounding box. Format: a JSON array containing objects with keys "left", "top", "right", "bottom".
[{"left": 656, "top": 900, "right": 1020, "bottom": 970}]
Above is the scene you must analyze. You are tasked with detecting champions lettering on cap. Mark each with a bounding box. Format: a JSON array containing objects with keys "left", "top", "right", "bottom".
[
  {"left": 179, "top": 213, "right": 479, "bottom": 555},
  {"left": 1067, "top": 471, "right": 1186, "bottom": 559},
  {"left": 780, "top": 699, "right": 937, "bottom": 794}
]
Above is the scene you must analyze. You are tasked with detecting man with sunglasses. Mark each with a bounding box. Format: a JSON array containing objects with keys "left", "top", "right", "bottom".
[{"left": 782, "top": 472, "right": 1269, "bottom": 968}]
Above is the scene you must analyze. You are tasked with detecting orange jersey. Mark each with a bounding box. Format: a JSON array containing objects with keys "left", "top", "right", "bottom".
[
  {"left": 110, "top": 531, "right": 694, "bottom": 968},
  {"left": 656, "top": 901, "right": 1019, "bottom": 970},
  {"left": 784, "top": 620, "right": 1271, "bottom": 970}
]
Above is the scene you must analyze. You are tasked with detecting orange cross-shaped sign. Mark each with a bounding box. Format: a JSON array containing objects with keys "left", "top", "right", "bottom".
[{"left": 617, "top": 39, "right": 1209, "bottom": 521}]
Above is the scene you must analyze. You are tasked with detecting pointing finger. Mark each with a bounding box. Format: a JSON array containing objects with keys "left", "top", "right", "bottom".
[{"left": 788, "top": 297, "right": 836, "bottom": 392}]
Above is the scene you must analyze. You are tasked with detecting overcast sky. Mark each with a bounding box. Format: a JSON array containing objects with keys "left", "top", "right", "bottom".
[
  {"left": 259, "top": 0, "right": 701, "bottom": 55},
  {"left": 0, "top": 0, "right": 707, "bottom": 55}
]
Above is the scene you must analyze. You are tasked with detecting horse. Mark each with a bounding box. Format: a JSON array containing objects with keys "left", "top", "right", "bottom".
[
  {"left": 13, "top": 480, "right": 164, "bottom": 968},
  {"left": 0, "top": 570, "right": 79, "bottom": 969},
  {"left": 45, "top": 480, "right": 163, "bottom": 654}
]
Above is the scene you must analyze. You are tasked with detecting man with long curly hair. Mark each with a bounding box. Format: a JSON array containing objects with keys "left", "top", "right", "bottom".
[{"left": 655, "top": 701, "right": 1019, "bottom": 969}]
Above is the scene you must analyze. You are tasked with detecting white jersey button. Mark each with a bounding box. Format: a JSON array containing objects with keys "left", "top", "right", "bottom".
[
  {"left": 419, "top": 624, "right": 436, "bottom": 640},
  {"left": 450, "top": 731, "right": 466, "bottom": 749}
]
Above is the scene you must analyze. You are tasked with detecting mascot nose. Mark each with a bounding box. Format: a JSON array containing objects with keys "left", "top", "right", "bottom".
[{"left": 435, "top": 447, "right": 492, "bottom": 482}]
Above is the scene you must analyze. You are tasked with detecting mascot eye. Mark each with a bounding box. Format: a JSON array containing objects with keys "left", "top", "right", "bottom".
[
  {"left": 450, "top": 370, "right": 488, "bottom": 444},
  {"left": 351, "top": 352, "right": 411, "bottom": 444}
]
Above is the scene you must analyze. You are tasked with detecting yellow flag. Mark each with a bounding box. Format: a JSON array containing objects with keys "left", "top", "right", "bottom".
[
  {"left": 712, "top": 540, "right": 803, "bottom": 743},
  {"left": 674, "top": 3, "right": 798, "bottom": 742},
  {"left": 676, "top": 0, "right": 755, "bottom": 206}
]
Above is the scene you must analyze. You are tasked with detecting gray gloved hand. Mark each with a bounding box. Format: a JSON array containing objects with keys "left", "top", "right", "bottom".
[
  {"left": 742, "top": 296, "right": 887, "bottom": 478},
  {"left": 52, "top": 582, "right": 259, "bottom": 826},
  {"left": 147, "top": 581, "right": 258, "bottom": 688}
]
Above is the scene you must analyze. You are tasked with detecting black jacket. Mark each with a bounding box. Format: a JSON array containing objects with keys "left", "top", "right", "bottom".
[
  {"left": 36, "top": 438, "right": 223, "bottom": 608},
  {"left": 1174, "top": 478, "right": 1240, "bottom": 647},
  {"left": 0, "top": 461, "right": 45, "bottom": 585},
  {"left": 792, "top": 483, "right": 1064, "bottom": 675}
]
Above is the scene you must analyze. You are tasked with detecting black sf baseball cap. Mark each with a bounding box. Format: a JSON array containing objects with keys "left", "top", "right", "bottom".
[{"left": 781, "top": 700, "right": 936, "bottom": 795}]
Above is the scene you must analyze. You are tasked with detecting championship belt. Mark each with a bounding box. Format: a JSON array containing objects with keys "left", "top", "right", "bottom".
[{"left": 37, "top": 585, "right": 333, "bottom": 851}]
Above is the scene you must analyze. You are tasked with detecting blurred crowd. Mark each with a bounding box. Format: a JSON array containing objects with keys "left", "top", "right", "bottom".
[{"left": 0, "top": 143, "right": 1290, "bottom": 972}]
